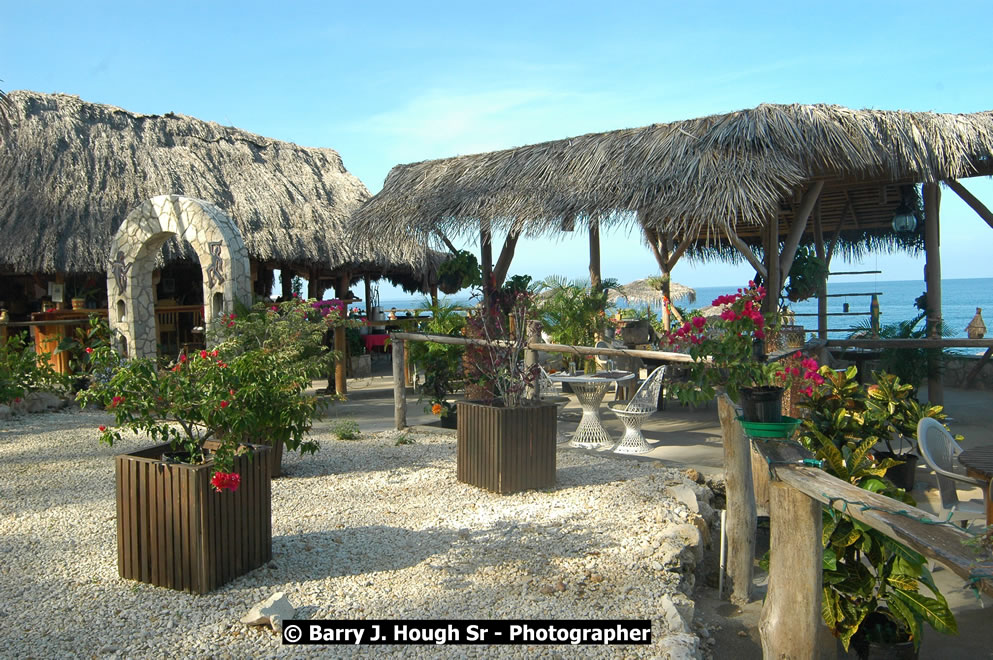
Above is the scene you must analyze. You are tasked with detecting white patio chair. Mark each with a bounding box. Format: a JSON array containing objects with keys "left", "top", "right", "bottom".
[
  {"left": 916, "top": 418, "right": 987, "bottom": 527},
  {"left": 608, "top": 365, "right": 667, "bottom": 454}
]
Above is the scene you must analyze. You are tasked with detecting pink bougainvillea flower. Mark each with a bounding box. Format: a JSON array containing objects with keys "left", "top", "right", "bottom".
[
  {"left": 720, "top": 309, "right": 738, "bottom": 322},
  {"left": 220, "top": 400, "right": 229, "bottom": 409},
  {"left": 210, "top": 471, "right": 240, "bottom": 492},
  {"left": 211, "top": 350, "right": 218, "bottom": 358},
  {"left": 227, "top": 321, "right": 235, "bottom": 327},
  {"left": 754, "top": 328, "right": 765, "bottom": 339},
  {"left": 692, "top": 316, "right": 706, "bottom": 329},
  {"left": 802, "top": 386, "right": 814, "bottom": 398},
  {"left": 180, "top": 354, "right": 187, "bottom": 363}
]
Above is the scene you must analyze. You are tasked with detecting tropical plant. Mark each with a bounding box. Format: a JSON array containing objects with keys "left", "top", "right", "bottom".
[
  {"left": 437, "top": 249, "right": 482, "bottom": 292},
  {"left": 464, "top": 287, "right": 540, "bottom": 408},
  {"left": 664, "top": 282, "right": 821, "bottom": 404},
  {"left": 798, "top": 365, "right": 957, "bottom": 652},
  {"left": 79, "top": 299, "right": 339, "bottom": 489},
  {"left": 330, "top": 418, "right": 361, "bottom": 440},
  {"left": 864, "top": 371, "right": 954, "bottom": 454},
  {"left": 54, "top": 315, "right": 112, "bottom": 386},
  {"left": 408, "top": 299, "right": 467, "bottom": 420},
  {"left": 536, "top": 276, "right": 616, "bottom": 370},
  {"left": 783, "top": 246, "right": 828, "bottom": 303},
  {"left": 0, "top": 332, "right": 68, "bottom": 404}
]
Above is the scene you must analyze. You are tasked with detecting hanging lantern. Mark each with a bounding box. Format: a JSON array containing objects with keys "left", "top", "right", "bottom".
[{"left": 891, "top": 202, "right": 917, "bottom": 232}]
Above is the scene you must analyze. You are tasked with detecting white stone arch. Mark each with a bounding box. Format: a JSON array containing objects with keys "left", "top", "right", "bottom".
[{"left": 107, "top": 195, "right": 251, "bottom": 358}]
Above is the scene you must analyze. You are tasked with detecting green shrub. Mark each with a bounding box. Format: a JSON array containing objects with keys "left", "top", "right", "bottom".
[
  {"left": 330, "top": 419, "right": 360, "bottom": 440},
  {"left": 0, "top": 333, "right": 68, "bottom": 404}
]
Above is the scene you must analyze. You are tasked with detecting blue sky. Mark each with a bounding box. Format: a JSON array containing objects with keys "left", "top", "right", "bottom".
[{"left": 3, "top": 1, "right": 992, "bottom": 300}]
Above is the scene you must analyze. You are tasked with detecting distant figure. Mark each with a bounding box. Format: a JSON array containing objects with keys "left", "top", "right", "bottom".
[
  {"left": 388, "top": 307, "right": 398, "bottom": 320},
  {"left": 966, "top": 307, "right": 986, "bottom": 339}
]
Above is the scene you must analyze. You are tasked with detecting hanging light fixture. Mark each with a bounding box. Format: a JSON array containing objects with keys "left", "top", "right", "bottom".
[{"left": 891, "top": 201, "right": 917, "bottom": 232}]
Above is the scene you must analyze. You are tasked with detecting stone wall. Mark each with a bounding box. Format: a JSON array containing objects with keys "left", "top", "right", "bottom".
[{"left": 942, "top": 353, "right": 993, "bottom": 391}]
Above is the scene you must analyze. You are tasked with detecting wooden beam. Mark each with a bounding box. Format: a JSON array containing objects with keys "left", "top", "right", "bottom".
[
  {"left": 588, "top": 218, "right": 601, "bottom": 290},
  {"left": 924, "top": 182, "right": 943, "bottom": 405},
  {"left": 947, "top": 179, "right": 993, "bottom": 230},
  {"left": 434, "top": 229, "right": 460, "bottom": 256},
  {"left": 480, "top": 222, "right": 493, "bottom": 308},
  {"left": 724, "top": 227, "right": 768, "bottom": 280},
  {"left": 392, "top": 338, "right": 406, "bottom": 429},
  {"left": 764, "top": 219, "right": 781, "bottom": 315},
  {"left": 364, "top": 276, "right": 373, "bottom": 319},
  {"left": 718, "top": 395, "right": 756, "bottom": 605},
  {"left": 779, "top": 181, "right": 824, "bottom": 277},
  {"left": 813, "top": 203, "right": 828, "bottom": 339},
  {"left": 665, "top": 232, "right": 695, "bottom": 272},
  {"left": 492, "top": 230, "right": 520, "bottom": 288}
]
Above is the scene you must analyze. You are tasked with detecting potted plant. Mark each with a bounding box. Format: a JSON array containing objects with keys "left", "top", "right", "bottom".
[
  {"left": 458, "top": 286, "right": 556, "bottom": 494},
  {"left": 665, "top": 282, "right": 822, "bottom": 422},
  {"left": 78, "top": 299, "right": 332, "bottom": 594},
  {"left": 54, "top": 315, "right": 112, "bottom": 391},
  {"left": 408, "top": 300, "right": 466, "bottom": 429},
  {"left": 436, "top": 249, "right": 482, "bottom": 293},
  {"left": 797, "top": 366, "right": 957, "bottom": 657}
]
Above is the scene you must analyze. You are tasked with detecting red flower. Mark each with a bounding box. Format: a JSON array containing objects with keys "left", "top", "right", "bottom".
[
  {"left": 180, "top": 354, "right": 188, "bottom": 363},
  {"left": 171, "top": 364, "right": 182, "bottom": 372},
  {"left": 692, "top": 316, "right": 706, "bottom": 330},
  {"left": 111, "top": 396, "right": 123, "bottom": 407},
  {"left": 229, "top": 389, "right": 236, "bottom": 396},
  {"left": 220, "top": 400, "right": 229, "bottom": 408},
  {"left": 210, "top": 471, "right": 240, "bottom": 492},
  {"left": 200, "top": 350, "right": 208, "bottom": 359},
  {"left": 85, "top": 347, "right": 94, "bottom": 354},
  {"left": 227, "top": 321, "right": 235, "bottom": 327},
  {"left": 98, "top": 425, "right": 106, "bottom": 432},
  {"left": 720, "top": 309, "right": 738, "bottom": 322},
  {"left": 802, "top": 386, "right": 814, "bottom": 398}
]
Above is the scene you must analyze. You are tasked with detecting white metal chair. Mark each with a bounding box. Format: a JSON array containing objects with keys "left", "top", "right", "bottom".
[
  {"left": 608, "top": 365, "right": 667, "bottom": 454},
  {"left": 916, "top": 418, "right": 987, "bottom": 527}
]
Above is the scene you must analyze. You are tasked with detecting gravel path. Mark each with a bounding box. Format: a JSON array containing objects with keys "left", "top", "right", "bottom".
[{"left": 0, "top": 410, "right": 709, "bottom": 658}]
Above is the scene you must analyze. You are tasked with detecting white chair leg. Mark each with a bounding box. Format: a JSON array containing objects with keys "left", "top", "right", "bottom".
[{"left": 613, "top": 413, "right": 652, "bottom": 454}]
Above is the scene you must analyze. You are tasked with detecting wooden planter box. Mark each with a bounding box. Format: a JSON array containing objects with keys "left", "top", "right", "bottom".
[
  {"left": 115, "top": 443, "right": 272, "bottom": 594},
  {"left": 456, "top": 400, "right": 557, "bottom": 494}
]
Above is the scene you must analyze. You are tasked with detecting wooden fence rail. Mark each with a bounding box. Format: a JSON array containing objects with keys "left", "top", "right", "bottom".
[
  {"left": 387, "top": 331, "right": 699, "bottom": 430},
  {"left": 719, "top": 398, "right": 993, "bottom": 657}
]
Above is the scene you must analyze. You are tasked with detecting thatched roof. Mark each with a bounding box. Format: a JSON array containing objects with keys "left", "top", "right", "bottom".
[
  {"left": 354, "top": 103, "right": 993, "bottom": 258},
  {"left": 0, "top": 90, "right": 436, "bottom": 282},
  {"left": 608, "top": 278, "right": 696, "bottom": 307}
]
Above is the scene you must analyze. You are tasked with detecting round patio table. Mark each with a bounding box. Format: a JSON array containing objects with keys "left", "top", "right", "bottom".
[
  {"left": 549, "top": 370, "right": 635, "bottom": 449},
  {"left": 958, "top": 446, "right": 993, "bottom": 525}
]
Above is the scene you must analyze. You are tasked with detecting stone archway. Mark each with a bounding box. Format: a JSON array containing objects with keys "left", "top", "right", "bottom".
[{"left": 107, "top": 195, "right": 251, "bottom": 358}]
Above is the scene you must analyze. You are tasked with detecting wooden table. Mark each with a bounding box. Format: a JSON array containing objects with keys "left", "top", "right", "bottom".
[
  {"left": 958, "top": 446, "right": 993, "bottom": 525},
  {"left": 549, "top": 370, "right": 635, "bottom": 449}
]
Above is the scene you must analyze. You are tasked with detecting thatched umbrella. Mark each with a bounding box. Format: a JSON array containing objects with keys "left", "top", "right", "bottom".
[
  {"left": 608, "top": 278, "right": 696, "bottom": 307},
  {"left": 0, "top": 91, "right": 439, "bottom": 295}
]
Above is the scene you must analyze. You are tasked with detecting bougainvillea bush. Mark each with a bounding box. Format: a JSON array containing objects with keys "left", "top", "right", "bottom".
[
  {"left": 80, "top": 298, "right": 344, "bottom": 491},
  {"left": 664, "top": 282, "right": 822, "bottom": 404}
]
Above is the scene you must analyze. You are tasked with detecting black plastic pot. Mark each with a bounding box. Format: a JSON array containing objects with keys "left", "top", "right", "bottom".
[
  {"left": 739, "top": 386, "right": 784, "bottom": 423},
  {"left": 440, "top": 411, "right": 457, "bottom": 429},
  {"left": 875, "top": 452, "right": 919, "bottom": 491}
]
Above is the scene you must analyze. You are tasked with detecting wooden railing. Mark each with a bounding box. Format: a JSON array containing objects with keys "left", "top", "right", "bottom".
[
  {"left": 717, "top": 394, "right": 993, "bottom": 657},
  {"left": 387, "top": 330, "right": 697, "bottom": 430}
]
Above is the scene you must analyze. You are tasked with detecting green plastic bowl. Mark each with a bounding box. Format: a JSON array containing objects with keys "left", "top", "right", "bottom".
[{"left": 737, "top": 416, "right": 802, "bottom": 439}]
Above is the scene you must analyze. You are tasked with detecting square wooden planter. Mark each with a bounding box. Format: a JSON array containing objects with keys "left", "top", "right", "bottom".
[
  {"left": 456, "top": 400, "right": 557, "bottom": 494},
  {"left": 115, "top": 443, "right": 272, "bottom": 594}
]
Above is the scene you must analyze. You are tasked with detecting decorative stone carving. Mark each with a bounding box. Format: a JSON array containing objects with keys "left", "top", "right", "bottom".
[{"left": 107, "top": 195, "right": 251, "bottom": 359}]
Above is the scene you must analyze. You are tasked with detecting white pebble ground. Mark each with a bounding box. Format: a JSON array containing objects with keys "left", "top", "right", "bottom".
[{"left": 0, "top": 410, "right": 706, "bottom": 658}]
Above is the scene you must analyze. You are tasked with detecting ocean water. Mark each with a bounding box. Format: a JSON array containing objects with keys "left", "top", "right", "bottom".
[{"left": 377, "top": 277, "right": 992, "bottom": 351}]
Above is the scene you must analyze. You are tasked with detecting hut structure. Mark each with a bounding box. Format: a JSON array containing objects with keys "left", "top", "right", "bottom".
[
  {"left": 0, "top": 90, "right": 441, "bottom": 326},
  {"left": 354, "top": 103, "right": 993, "bottom": 402}
]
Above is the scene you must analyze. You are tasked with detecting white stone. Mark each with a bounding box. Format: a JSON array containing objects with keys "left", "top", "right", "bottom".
[
  {"left": 665, "top": 484, "right": 700, "bottom": 514},
  {"left": 240, "top": 592, "right": 295, "bottom": 630}
]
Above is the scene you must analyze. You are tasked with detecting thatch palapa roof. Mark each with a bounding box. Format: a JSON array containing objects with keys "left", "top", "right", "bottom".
[
  {"left": 353, "top": 103, "right": 993, "bottom": 260},
  {"left": 0, "top": 90, "right": 437, "bottom": 285}
]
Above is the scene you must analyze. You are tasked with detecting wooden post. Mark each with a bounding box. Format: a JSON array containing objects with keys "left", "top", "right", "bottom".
[
  {"left": 280, "top": 267, "right": 293, "bottom": 299},
  {"left": 589, "top": 218, "right": 601, "bottom": 291},
  {"left": 480, "top": 223, "right": 493, "bottom": 309},
  {"left": 717, "top": 395, "right": 756, "bottom": 604},
  {"left": 334, "top": 274, "right": 349, "bottom": 395},
  {"left": 924, "top": 182, "right": 943, "bottom": 405},
  {"left": 364, "top": 276, "right": 373, "bottom": 319},
  {"left": 763, "top": 220, "right": 781, "bottom": 316},
  {"left": 759, "top": 481, "right": 823, "bottom": 659},
  {"left": 393, "top": 336, "right": 406, "bottom": 430},
  {"left": 813, "top": 203, "right": 829, "bottom": 340},
  {"left": 524, "top": 320, "right": 542, "bottom": 400}
]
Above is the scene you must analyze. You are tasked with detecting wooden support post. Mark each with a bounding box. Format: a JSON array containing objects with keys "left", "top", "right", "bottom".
[
  {"left": 659, "top": 232, "right": 671, "bottom": 331},
  {"left": 779, "top": 181, "right": 824, "bottom": 277},
  {"left": 813, "top": 204, "right": 828, "bottom": 340},
  {"left": 392, "top": 337, "right": 406, "bottom": 430},
  {"left": 759, "top": 482, "right": 823, "bottom": 659},
  {"left": 280, "top": 267, "right": 293, "bottom": 299},
  {"left": 480, "top": 223, "right": 494, "bottom": 309},
  {"left": 334, "top": 274, "right": 349, "bottom": 396},
  {"left": 589, "top": 219, "right": 601, "bottom": 291},
  {"left": 924, "top": 183, "right": 943, "bottom": 405},
  {"left": 763, "top": 220, "right": 781, "bottom": 315},
  {"left": 725, "top": 227, "right": 768, "bottom": 281},
  {"left": 717, "top": 395, "right": 756, "bottom": 605},
  {"left": 524, "top": 320, "right": 542, "bottom": 400},
  {"left": 364, "top": 276, "right": 373, "bottom": 319}
]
